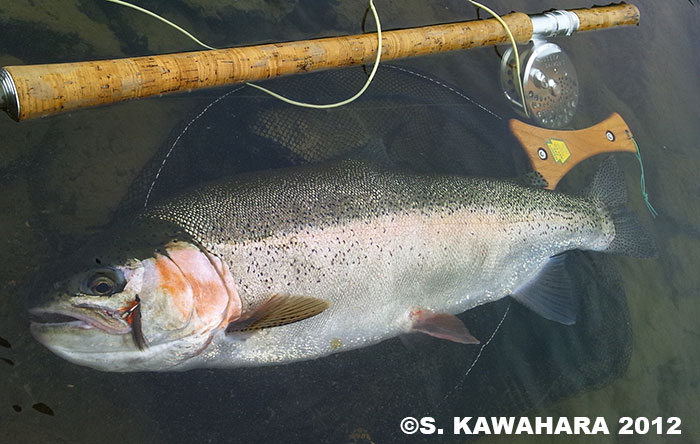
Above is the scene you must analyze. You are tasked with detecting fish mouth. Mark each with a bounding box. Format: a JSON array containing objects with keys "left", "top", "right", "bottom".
[{"left": 29, "top": 307, "right": 131, "bottom": 334}]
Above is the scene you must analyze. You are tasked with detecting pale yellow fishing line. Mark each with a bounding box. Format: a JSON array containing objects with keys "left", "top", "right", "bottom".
[
  {"left": 106, "top": 0, "right": 217, "bottom": 50},
  {"left": 245, "top": 0, "right": 382, "bottom": 109},
  {"left": 106, "top": 0, "right": 525, "bottom": 113},
  {"left": 105, "top": 0, "right": 381, "bottom": 109},
  {"left": 467, "top": 0, "right": 528, "bottom": 117}
]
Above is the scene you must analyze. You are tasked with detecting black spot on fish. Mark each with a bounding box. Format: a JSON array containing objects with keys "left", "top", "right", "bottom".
[
  {"left": 32, "top": 403, "right": 54, "bottom": 416},
  {"left": 1, "top": 357, "right": 14, "bottom": 366},
  {"left": 12, "top": 405, "right": 22, "bottom": 413},
  {"left": 0, "top": 336, "right": 10, "bottom": 348}
]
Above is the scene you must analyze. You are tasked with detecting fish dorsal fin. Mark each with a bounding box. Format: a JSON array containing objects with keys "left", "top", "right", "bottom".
[
  {"left": 409, "top": 310, "right": 480, "bottom": 344},
  {"left": 511, "top": 254, "right": 577, "bottom": 325},
  {"left": 226, "top": 295, "right": 330, "bottom": 333}
]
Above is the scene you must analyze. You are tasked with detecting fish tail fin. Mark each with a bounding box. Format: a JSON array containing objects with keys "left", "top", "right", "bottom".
[{"left": 588, "top": 156, "right": 657, "bottom": 258}]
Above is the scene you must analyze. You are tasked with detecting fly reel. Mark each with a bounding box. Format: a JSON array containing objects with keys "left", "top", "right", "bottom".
[{"left": 500, "top": 11, "right": 581, "bottom": 129}]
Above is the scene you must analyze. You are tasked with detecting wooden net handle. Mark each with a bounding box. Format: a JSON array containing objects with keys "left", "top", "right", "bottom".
[{"left": 510, "top": 113, "right": 638, "bottom": 190}]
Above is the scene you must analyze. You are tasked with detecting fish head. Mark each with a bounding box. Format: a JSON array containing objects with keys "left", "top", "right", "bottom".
[{"left": 29, "top": 219, "right": 241, "bottom": 372}]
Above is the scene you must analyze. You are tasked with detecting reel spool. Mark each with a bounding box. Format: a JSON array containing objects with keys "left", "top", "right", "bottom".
[
  {"left": 499, "top": 10, "right": 584, "bottom": 129},
  {"left": 500, "top": 41, "right": 579, "bottom": 129}
]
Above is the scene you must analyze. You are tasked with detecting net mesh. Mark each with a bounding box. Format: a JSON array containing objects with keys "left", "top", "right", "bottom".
[{"left": 120, "top": 65, "right": 528, "bottom": 211}]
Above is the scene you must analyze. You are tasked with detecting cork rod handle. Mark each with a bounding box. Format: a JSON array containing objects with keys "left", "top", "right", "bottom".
[{"left": 573, "top": 4, "right": 640, "bottom": 32}]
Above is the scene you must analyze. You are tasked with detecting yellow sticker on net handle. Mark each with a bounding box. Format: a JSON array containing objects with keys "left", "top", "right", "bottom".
[{"left": 545, "top": 138, "right": 571, "bottom": 165}]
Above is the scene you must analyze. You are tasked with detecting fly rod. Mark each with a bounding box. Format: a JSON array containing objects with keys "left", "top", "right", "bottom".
[{"left": 0, "top": 3, "right": 639, "bottom": 122}]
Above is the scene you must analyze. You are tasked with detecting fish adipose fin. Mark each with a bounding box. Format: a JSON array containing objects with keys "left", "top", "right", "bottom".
[
  {"left": 511, "top": 254, "right": 576, "bottom": 325},
  {"left": 409, "top": 310, "right": 480, "bottom": 344},
  {"left": 589, "top": 156, "right": 657, "bottom": 258},
  {"left": 226, "top": 295, "right": 330, "bottom": 333}
]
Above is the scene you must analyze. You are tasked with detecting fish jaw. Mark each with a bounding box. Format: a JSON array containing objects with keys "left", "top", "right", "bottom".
[
  {"left": 29, "top": 285, "right": 149, "bottom": 369},
  {"left": 29, "top": 271, "right": 142, "bottom": 352},
  {"left": 30, "top": 320, "right": 211, "bottom": 372},
  {"left": 29, "top": 305, "right": 132, "bottom": 335},
  {"left": 28, "top": 287, "right": 221, "bottom": 372}
]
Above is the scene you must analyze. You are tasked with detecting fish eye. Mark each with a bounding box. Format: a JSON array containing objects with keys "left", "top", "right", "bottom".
[
  {"left": 82, "top": 268, "right": 125, "bottom": 296},
  {"left": 91, "top": 277, "right": 115, "bottom": 295}
]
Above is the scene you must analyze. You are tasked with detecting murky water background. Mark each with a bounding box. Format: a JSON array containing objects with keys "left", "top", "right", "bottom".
[{"left": 1, "top": 1, "right": 698, "bottom": 443}]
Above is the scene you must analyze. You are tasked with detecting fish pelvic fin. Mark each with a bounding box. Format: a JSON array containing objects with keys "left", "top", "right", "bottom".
[
  {"left": 225, "top": 295, "right": 330, "bottom": 333},
  {"left": 589, "top": 156, "right": 657, "bottom": 258},
  {"left": 511, "top": 253, "right": 576, "bottom": 325},
  {"left": 409, "top": 310, "right": 480, "bottom": 344}
]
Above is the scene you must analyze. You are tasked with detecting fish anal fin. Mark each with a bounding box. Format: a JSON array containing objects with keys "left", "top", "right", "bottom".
[
  {"left": 511, "top": 253, "right": 576, "bottom": 325},
  {"left": 410, "top": 310, "right": 479, "bottom": 344},
  {"left": 226, "top": 295, "right": 329, "bottom": 333}
]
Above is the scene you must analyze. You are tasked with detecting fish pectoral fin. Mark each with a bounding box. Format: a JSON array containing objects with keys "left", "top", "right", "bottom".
[
  {"left": 225, "top": 295, "right": 330, "bottom": 333},
  {"left": 511, "top": 253, "right": 576, "bottom": 325},
  {"left": 409, "top": 310, "right": 480, "bottom": 344}
]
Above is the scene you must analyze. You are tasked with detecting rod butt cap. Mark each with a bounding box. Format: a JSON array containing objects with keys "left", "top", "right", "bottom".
[{"left": 1, "top": 68, "right": 20, "bottom": 121}]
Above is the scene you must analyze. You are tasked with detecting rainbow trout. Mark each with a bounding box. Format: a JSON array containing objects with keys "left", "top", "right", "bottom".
[{"left": 29, "top": 158, "right": 654, "bottom": 371}]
